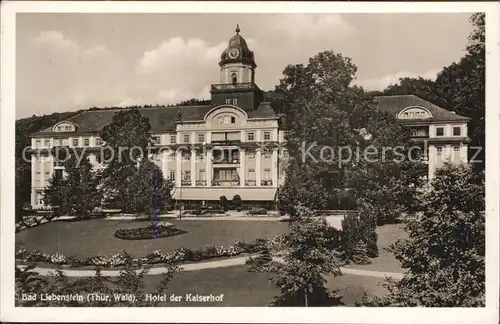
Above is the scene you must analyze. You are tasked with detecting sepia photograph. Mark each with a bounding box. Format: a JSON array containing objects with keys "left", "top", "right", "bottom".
[{"left": 1, "top": 1, "right": 498, "bottom": 323}]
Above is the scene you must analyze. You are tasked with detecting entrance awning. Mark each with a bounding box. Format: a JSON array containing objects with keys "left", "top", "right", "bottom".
[{"left": 172, "top": 187, "right": 277, "bottom": 201}]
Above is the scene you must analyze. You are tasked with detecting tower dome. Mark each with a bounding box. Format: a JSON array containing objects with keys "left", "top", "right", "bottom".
[{"left": 220, "top": 24, "right": 256, "bottom": 67}]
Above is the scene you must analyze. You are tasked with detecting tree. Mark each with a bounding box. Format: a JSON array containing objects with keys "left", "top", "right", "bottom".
[
  {"left": 99, "top": 109, "right": 152, "bottom": 211},
  {"left": 43, "top": 155, "right": 100, "bottom": 218},
  {"left": 360, "top": 163, "right": 485, "bottom": 306},
  {"left": 275, "top": 51, "right": 375, "bottom": 213},
  {"left": 380, "top": 77, "right": 440, "bottom": 104},
  {"left": 128, "top": 159, "right": 173, "bottom": 217},
  {"left": 268, "top": 206, "right": 343, "bottom": 306},
  {"left": 219, "top": 195, "right": 228, "bottom": 211}
]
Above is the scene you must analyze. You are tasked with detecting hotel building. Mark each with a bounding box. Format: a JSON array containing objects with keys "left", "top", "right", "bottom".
[{"left": 28, "top": 26, "right": 470, "bottom": 209}]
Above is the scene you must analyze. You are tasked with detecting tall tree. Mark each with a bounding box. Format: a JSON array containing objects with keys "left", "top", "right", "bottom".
[
  {"left": 43, "top": 155, "right": 100, "bottom": 218},
  {"left": 360, "top": 163, "right": 485, "bottom": 306},
  {"left": 434, "top": 14, "right": 485, "bottom": 174},
  {"left": 128, "top": 159, "right": 174, "bottom": 217},
  {"left": 269, "top": 206, "right": 343, "bottom": 306},
  {"left": 99, "top": 109, "right": 152, "bottom": 211},
  {"left": 381, "top": 77, "right": 440, "bottom": 104},
  {"left": 275, "top": 51, "right": 375, "bottom": 214}
]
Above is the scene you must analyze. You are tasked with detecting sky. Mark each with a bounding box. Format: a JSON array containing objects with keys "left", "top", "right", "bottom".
[{"left": 16, "top": 13, "right": 474, "bottom": 119}]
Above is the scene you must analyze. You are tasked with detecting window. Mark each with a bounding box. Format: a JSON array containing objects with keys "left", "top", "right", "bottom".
[
  {"left": 199, "top": 169, "right": 205, "bottom": 180},
  {"left": 453, "top": 146, "right": 460, "bottom": 152},
  {"left": 152, "top": 136, "right": 161, "bottom": 145},
  {"left": 182, "top": 170, "right": 191, "bottom": 181},
  {"left": 198, "top": 133, "right": 205, "bottom": 143},
  {"left": 453, "top": 126, "right": 461, "bottom": 136},
  {"left": 35, "top": 139, "right": 41, "bottom": 148},
  {"left": 95, "top": 138, "right": 102, "bottom": 146},
  {"left": 282, "top": 150, "right": 289, "bottom": 159},
  {"left": 225, "top": 97, "right": 231, "bottom": 105},
  {"left": 44, "top": 139, "right": 50, "bottom": 147},
  {"left": 170, "top": 135, "right": 176, "bottom": 144},
  {"left": 436, "top": 127, "right": 444, "bottom": 136},
  {"left": 182, "top": 151, "right": 191, "bottom": 160},
  {"left": 436, "top": 147, "right": 443, "bottom": 155},
  {"left": 248, "top": 169, "right": 255, "bottom": 180},
  {"left": 247, "top": 132, "right": 255, "bottom": 141},
  {"left": 57, "top": 127, "right": 62, "bottom": 132},
  {"left": 403, "top": 112, "right": 408, "bottom": 119},
  {"left": 169, "top": 170, "right": 176, "bottom": 180},
  {"left": 232, "top": 98, "right": 238, "bottom": 106},
  {"left": 72, "top": 138, "right": 79, "bottom": 147},
  {"left": 44, "top": 171, "right": 50, "bottom": 177},
  {"left": 217, "top": 117, "right": 224, "bottom": 124},
  {"left": 84, "top": 138, "right": 90, "bottom": 146},
  {"left": 231, "top": 73, "right": 237, "bottom": 85},
  {"left": 54, "top": 139, "right": 63, "bottom": 147},
  {"left": 183, "top": 134, "right": 190, "bottom": 143},
  {"left": 224, "top": 116, "right": 231, "bottom": 124},
  {"left": 231, "top": 116, "right": 236, "bottom": 123},
  {"left": 264, "top": 168, "right": 271, "bottom": 180},
  {"left": 263, "top": 132, "right": 271, "bottom": 141}
]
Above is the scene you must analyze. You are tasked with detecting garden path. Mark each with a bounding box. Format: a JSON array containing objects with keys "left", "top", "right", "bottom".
[{"left": 18, "top": 255, "right": 403, "bottom": 279}]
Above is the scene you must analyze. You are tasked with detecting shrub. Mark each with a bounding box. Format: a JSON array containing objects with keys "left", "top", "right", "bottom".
[
  {"left": 232, "top": 194, "right": 242, "bottom": 211},
  {"left": 247, "top": 207, "right": 267, "bottom": 215},
  {"left": 219, "top": 196, "right": 228, "bottom": 211},
  {"left": 340, "top": 211, "right": 377, "bottom": 263}
]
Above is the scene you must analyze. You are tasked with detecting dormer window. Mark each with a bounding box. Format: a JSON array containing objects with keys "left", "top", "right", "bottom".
[{"left": 53, "top": 121, "right": 76, "bottom": 132}]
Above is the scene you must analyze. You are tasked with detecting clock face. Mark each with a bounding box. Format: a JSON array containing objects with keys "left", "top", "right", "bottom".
[{"left": 228, "top": 48, "right": 240, "bottom": 59}]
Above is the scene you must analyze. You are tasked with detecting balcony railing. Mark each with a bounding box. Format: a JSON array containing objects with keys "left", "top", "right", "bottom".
[
  {"left": 211, "top": 140, "right": 241, "bottom": 146},
  {"left": 211, "top": 82, "right": 254, "bottom": 91},
  {"left": 212, "top": 159, "right": 240, "bottom": 165},
  {"left": 261, "top": 180, "right": 273, "bottom": 186},
  {"left": 245, "top": 180, "right": 256, "bottom": 186},
  {"left": 212, "top": 180, "right": 240, "bottom": 187},
  {"left": 181, "top": 180, "right": 192, "bottom": 186},
  {"left": 196, "top": 180, "right": 207, "bottom": 186}
]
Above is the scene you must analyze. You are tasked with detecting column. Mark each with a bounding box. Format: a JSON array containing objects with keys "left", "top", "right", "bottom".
[
  {"left": 176, "top": 150, "right": 182, "bottom": 187},
  {"left": 256, "top": 149, "right": 262, "bottom": 186},
  {"left": 206, "top": 149, "right": 212, "bottom": 187},
  {"left": 31, "top": 155, "right": 37, "bottom": 207},
  {"left": 191, "top": 150, "right": 196, "bottom": 186},
  {"left": 162, "top": 151, "right": 168, "bottom": 180},
  {"left": 239, "top": 149, "right": 245, "bottom": 187},
  {"left": 271, "top": 149, "right": 278, "bottom": 187}
]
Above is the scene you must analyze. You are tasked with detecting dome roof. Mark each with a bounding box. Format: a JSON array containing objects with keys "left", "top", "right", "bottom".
[{"left": 220, "top": 24, "right": 256, "bottom": 67}]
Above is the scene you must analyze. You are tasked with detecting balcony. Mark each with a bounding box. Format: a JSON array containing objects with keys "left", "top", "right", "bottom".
[
  {"left": 211, "top": 82, "right": 254, "bottom": 91},
  {"left": 212, "top": 180, "right": 240, "bottom": 187},
  {"left": 211, "top": 140, "right": 241, "bottom": 146},
  {"left": 196, "top": 180, "right": 207, "bottom": 186},
  {"left": 261, "top": 180, "right": 273, "bottom": 186},
  {"left": 181, "top": 180, "right": 192, "bottom": 186},
  {"left": 245, "top": 180, "right": 256, "bottom": 186},
  {"left": 213, "top": 158, "right": 240, "bottom": 165}
]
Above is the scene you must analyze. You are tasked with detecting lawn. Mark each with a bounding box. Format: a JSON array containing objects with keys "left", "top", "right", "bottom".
[
  {"left": 344, "top": 223, "right": 408, "bottom": 273},
  {"left": 142, "top": 265, "right": 389, "bottom": 306},
  {"left": 15, "top": 219, "right": 290, "bottom": 258}
]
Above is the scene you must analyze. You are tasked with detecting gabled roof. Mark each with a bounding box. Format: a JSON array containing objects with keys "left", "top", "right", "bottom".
[
  {"left": 31, "top": 102, "right": 278, "bottom": 136},
  {"left": 374, "top": 95, "right": 470, "bottom": 122}
]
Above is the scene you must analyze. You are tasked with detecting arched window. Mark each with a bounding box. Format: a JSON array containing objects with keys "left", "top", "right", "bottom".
[{"left": 231, "top": 116, "right": 236, "bottom": 124}]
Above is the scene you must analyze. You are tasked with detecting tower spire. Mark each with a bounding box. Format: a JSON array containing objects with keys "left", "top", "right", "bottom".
[{"left": 235, "top": 24, "right": 240, "bottom": 35}]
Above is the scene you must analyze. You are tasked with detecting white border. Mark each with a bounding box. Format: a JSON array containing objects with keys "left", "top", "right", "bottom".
[{"left": 1, "top": 2, "right": 499, "bottom": 323}]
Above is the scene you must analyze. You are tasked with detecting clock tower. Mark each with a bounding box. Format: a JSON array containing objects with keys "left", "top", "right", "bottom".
[{"left": 211, "top": 24, "right": 263, "bottom": 111}]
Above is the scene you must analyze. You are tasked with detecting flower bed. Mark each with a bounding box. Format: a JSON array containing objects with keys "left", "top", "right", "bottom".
[
  {"left": 114, "top": 221, "right": 185, "bottom": 240},
  {"left": 15, "top": 234, "right": 288, "bottom": 269},
  {"left": 16, "top": 214, "right": 57, "bottom": 233}
]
